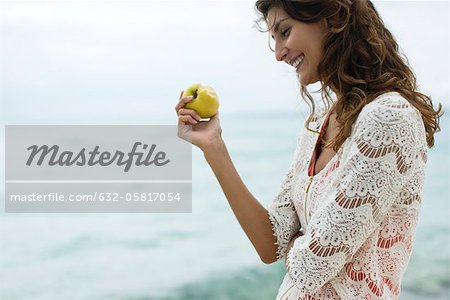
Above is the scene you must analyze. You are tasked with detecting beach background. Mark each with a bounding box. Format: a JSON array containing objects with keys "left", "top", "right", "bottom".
[{"left": 0, "top": 1, "right": 449, "bottom": 299}]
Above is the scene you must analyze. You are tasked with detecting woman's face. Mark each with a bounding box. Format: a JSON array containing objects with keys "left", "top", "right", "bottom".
[{"left": 267, "top": 7, "right": 328, "bottom": 86}]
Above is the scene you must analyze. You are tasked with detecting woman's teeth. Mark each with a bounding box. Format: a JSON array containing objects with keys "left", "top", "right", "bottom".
[{"left": 292, "top": 54, "right": 305, "bottom": 69}]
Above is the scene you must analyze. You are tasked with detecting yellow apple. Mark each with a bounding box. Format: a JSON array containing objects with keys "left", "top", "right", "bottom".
[{"left": 183, "top": 83, "right": 219, "bottom": 118}]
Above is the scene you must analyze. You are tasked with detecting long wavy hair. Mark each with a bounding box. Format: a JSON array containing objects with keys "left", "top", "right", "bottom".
[{"left": 254, "top": 0, "right": 443, "bottom": 150}]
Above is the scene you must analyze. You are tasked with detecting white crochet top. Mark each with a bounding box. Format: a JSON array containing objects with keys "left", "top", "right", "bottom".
[{"left": 268, "top": 92, "right": 427, "bottom": 299}]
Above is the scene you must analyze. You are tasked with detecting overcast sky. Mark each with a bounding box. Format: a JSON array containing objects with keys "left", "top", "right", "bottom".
[{"left": 1, "top": 0, "right": 449, "bottom": 124}]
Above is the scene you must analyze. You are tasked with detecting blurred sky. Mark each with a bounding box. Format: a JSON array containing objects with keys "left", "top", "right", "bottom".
[{"left": 0, "top": 0, "right": 449, "bottom": 124}]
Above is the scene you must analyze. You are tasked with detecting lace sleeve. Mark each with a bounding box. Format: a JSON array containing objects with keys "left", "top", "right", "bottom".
[
  {"left": 268, "top": 166, "right": 301, "bottom": 260},
  {"left": 267, "top": 132, "right": 304, "bottom": 260},
  {"left": 285, "top": 98, "right": 425, "bottom": 295}
]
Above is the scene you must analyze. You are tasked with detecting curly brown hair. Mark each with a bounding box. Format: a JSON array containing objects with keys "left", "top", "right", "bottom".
[{"left": 254, "top": 0, "right": 443, "bottom": 150}]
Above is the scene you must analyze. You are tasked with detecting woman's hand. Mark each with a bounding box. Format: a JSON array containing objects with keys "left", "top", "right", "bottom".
[{"left": 175, "top": 91, "right": 223, "bottom": 151}]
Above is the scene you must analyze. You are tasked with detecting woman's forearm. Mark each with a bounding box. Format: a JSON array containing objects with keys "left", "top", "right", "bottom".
[{"left": 203, "top": 138, "right": 278, "bottom": 264}]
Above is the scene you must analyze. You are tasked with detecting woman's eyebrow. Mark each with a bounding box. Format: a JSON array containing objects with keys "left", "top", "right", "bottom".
[{"left": 271, "top": 17, "right": 290, "bottom": 35}]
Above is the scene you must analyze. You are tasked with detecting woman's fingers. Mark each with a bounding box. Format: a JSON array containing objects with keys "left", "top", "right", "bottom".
[
  {"left": 178, "top": 108, "right": 201, "bottom": 121},
  {"left": 178, "top": 114, "right": 198, "bottom": 125},
  {"left": 175, "top": 91, "right": 195, "bottom": 113},
  {"left": 175, "top": 91, "right": 200, "bottom": 125}
]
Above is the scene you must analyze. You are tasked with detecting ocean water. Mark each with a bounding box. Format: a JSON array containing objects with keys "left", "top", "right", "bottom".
[{"left": 0, "top": 111, "right": 448, "bottom": 300}]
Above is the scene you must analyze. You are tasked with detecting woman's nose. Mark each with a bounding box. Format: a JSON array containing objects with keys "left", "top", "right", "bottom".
[{"left": 275, "top": 46, "right": 288, "bottom": 62}]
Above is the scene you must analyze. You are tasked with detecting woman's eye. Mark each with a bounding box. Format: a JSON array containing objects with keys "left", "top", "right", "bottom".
[{"left": 282, "top": 28, "right": 290, "bottom": 37}]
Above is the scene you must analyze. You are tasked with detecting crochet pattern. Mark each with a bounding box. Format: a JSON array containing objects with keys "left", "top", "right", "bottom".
[{"left": 268, "top": 92, "right": 427, "bottom": 299}]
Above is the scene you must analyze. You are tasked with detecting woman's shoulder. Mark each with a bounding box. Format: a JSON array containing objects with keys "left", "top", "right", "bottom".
[
  {"left": 358, "top": 91, "right": 422, "bottom": 126},
  {"left": 348, "top": 91, "right": 427, "bottom": 153},
  {"left": 336, "top": 92, "right": 428, "bottom": 165}
]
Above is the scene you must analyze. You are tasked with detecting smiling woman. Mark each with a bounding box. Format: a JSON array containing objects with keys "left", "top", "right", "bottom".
[
  {"left": 175, "top": 0, "right": 443, "bottom": 299},
  {"left": 266, "top": 9, "right": 328, "bottom": 87}
]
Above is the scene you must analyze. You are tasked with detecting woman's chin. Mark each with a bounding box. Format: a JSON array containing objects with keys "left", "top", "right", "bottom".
[
  {"left": 297, "top": 72, "right": 319, "bottom": 87},
  {"left": 297, "top": 74, "right": 311, "bottom": 86}
]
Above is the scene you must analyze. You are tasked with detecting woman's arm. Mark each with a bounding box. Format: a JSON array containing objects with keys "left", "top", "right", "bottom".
[
  {"left": 203, "top": 137, "right": 279, "bottom": 264},
  {"left": 175, "top": 92, "right": 278, "bottom": 263}
]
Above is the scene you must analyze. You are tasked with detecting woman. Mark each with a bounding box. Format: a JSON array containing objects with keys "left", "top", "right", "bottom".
[{"left": 175, "top": 0, "right": 442, "bottom": 299}]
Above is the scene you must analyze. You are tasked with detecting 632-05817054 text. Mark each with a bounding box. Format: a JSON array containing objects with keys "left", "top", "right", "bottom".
[{"left": 9, "top": 192, "right": 182, "bottom": 202}]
